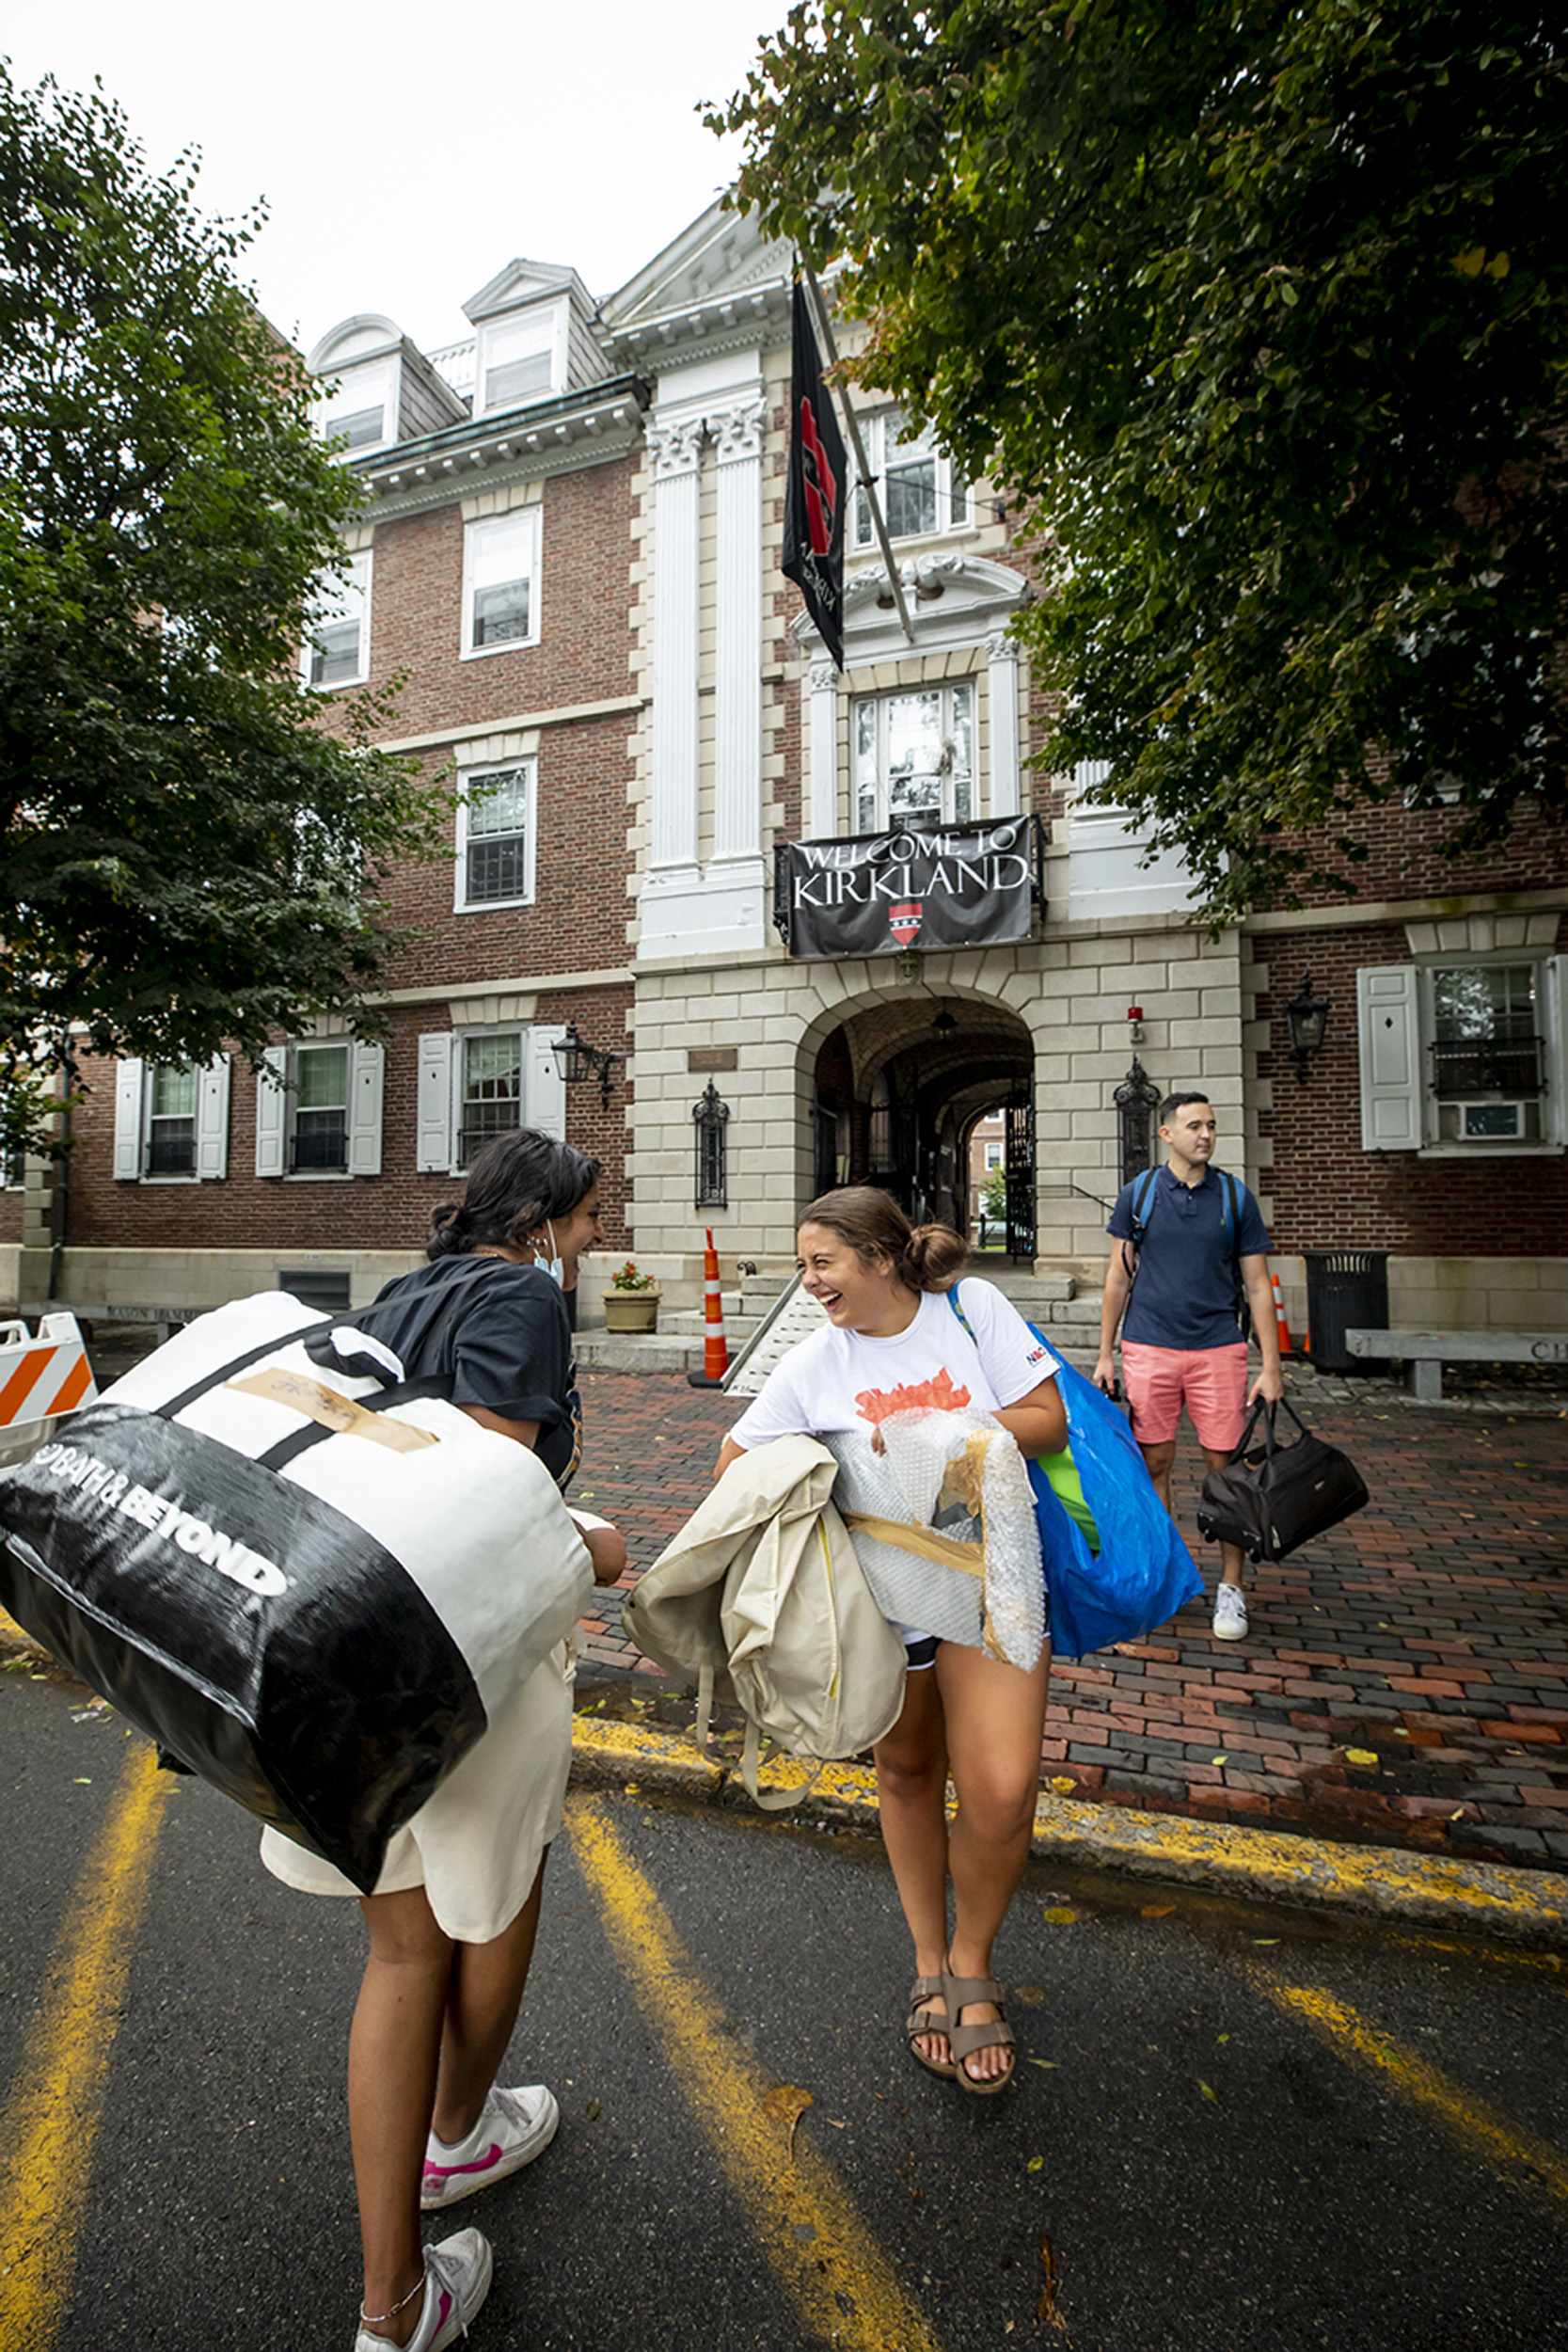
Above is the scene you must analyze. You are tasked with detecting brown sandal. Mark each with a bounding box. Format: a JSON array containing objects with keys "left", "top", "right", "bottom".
[
  {"left": 943, "top": 1967, "right": 1016, "bottom": 2095},
  {"left": 905, "top": 1975, "right": 957, "bottom": 2079}
]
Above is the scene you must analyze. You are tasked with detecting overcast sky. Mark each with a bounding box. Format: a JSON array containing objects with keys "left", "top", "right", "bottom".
[{"left": 5, "top": 4, "right": 775, "bottom": 358}]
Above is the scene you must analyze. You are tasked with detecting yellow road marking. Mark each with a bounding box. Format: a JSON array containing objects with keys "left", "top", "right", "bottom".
[
  {"left": 0, "top": 1740, "right": 175, "bottom": 2343},
  {"left": 566, "top": 1790, "right": 945, "bottom": 2352},
  {"left": 1256, "top": 1975, "right": 1568, "bottom": 2212}
]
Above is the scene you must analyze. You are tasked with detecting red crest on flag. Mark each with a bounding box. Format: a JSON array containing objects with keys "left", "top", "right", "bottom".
[{"left": 889, "top": 901, "right": 923, "bottom": 946}]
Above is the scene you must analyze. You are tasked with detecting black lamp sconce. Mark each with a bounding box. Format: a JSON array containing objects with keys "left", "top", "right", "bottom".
[
  {"left": 1285, "top": 971, "right": 1331, "bottom": 1083},
  {"left": 552, "top": 1019, "right": 621, "bottom": 1109}
]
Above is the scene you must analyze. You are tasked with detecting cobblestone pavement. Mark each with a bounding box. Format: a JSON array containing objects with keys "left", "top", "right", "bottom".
[{"left": 571, "top": 1364, "right": 1568, "bottom": 1874}]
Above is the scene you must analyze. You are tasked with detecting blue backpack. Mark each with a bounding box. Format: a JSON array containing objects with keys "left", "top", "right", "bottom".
[{"left": 948, "top": 1287, "right": 1202, "bottom": 1661}]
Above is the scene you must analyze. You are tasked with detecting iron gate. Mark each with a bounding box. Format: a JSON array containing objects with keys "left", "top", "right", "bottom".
[{"left": 1004, "top": 1079, "right": 1036, "bottom": 1259}]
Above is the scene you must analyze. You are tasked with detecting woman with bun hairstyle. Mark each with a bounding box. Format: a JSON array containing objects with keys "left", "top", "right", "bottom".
[
  {"left": 715, "top": 1187, "right": 1067, "bottom": 2094},
  {"left": 260, "top": 1128, "right": 626, "bottom": 2352}
]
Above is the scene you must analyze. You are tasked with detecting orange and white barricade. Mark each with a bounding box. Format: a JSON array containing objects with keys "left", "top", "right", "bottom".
[
  {"left": 0, "top": 1313, "right": 98, "bottom": 1431},
  {"left": 689, "top": 1229, "right": 730, "bottom": 1388},
  {"left": 1270, "top": 1273, "right": 1294, "bottom": 1358}
]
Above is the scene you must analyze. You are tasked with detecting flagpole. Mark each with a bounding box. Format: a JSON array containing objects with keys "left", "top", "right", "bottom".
[{"left": 800, "top": 261, "right": 916, "bottom": 647}]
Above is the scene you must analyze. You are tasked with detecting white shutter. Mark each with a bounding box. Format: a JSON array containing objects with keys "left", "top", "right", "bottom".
[
  {"left": 255, "top": 1046, "right": 289, "bottom": 1177},
  {"left": 529, "top": 1025, "right": 567, "bottom": 1141},
  {"left": 1356, "top": 966, "right": 1421, "bottom": 1151},
  {"left": 1546, "top": 955, "right": 1568, "bottom": 1147},
  {"left": 113, "top": 1059, "right": 145, "bottom": 1181},
  {"left": 196, "top": 1055, "right": 230, "bottom": 1180},
  {"left": 416, "top": 1031, "right": 454, "bottom": 1172},
  {"left": 347, "top": 1041, "right": 385, "bottom": 1175}
]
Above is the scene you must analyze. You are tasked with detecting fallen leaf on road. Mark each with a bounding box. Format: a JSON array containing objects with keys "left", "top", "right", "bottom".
[
  {"left": 1142, "top": 1905, "right": 1175, "bottom": 1918},
  {"left": 1212, "top": 1754, "right": 1227, "bottom": 1766},
  {"left": 1041, "top": 1906, "right": 1077, "bottom": 1926},
  {"left": 1026, "top": 2059, "right": 1058, "bottom": 2070},
  {"left": 1026, "top": 2155, "right": 1044, "bottom": 2172},
  {"left": 1198, "top": 2081, "right": 1219, "bottom": 2105},
  {"left": 762, "top": 2084, "right": 814, "bottom": 2161},
  {"left": 1048, "top": 1776, "right": 1077, "bottom": 1797},
  {"left": 1013, "top": 1984, "right": 1046, "bottom": 2006},
  {"left": 585, "top": 2098, "right": 602, "bottom": 2120},
  {"left": 1345, "top": 1747, "right": 1379, "bottom": 1765}
]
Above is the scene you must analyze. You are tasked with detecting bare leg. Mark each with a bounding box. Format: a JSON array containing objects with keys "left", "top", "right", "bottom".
[
  {"left": 1199, "top": 1443, "right": 1245, "bottom": 1586},
  {"left": 351, "top": 1886, "right": 453, "bottom": 2345},
  {"left": 938, "top": 1641, "right": 1053, "bottom": 2086},
  {"left": 430, "top": 1851, "right": 549, "bottom": 2145},
  {"left": 872, "top": 1669, "right": 952, "bottom": 2068},
  {"left": 1137, "top": 1436, "right": 1177, "bottom": 1514}
]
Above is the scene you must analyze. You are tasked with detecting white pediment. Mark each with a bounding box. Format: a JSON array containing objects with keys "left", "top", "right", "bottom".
[
  {"left": 464, "top": 258, "right": 594, "bottom": 325},
  {"left": 308, "top": 314, "right": 404, "bottom": 373},
  {"left": 600, "top": 198, "right": 792, "bottom": 352}
]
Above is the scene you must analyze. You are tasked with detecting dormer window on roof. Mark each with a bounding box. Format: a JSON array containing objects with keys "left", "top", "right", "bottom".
[{"left": 480, "top": 304, "right": 565, "bottom": 413}]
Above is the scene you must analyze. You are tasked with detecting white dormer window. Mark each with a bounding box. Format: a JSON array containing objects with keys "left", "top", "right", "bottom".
[
  {"left": 479, "top": 306, "right": 563, "bottom": 414},
  {"left": 303, "top": 551, "right": 372, "bottom": 690},
  {"left": 462, "top": 511, "right": 541, "bottom": 657},
  {"left": 852, "top": 409, "right": 968, "bottom": 548},
  {"left": 316, "top": 359, "right": 395, "bottom": 454}
]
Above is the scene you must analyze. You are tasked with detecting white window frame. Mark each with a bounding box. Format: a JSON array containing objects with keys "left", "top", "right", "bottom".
[
  {"left": 477, "top": 303, "right": 565, "bottom": 415},
  {"left": 455, "top": 762, "right": 536, "bottom": 913},
  {"left": 302, "top": 550, "right": 372, "bottom": 691},
  {"left": 461, "top": 510, "right": 541, "bottom": 660},
  {"left": 1355, "top": 954, "right": 1568, "bottom": 1155},
  {"left": 256, "top": 1041, "right": 384, "bottom": 1179},
  {"left": 314, "top": 358, "right": 395, "bottom": 455},
  {"left": 415, "top": 1025, "right": 567, "bottom": 1175},
  {"left": 852, "top": 681, "right": 974, "bottom": 834},
  {"left": 113, "top": 1057, "right": 230, "bottom": 1183},
  {"left": 851, "top": 406, "right": 968, "bottom": 549}
]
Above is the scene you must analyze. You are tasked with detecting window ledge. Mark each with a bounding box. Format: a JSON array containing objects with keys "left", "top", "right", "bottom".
[
  {"left": 1415, "top": 1143, "right": 1565, "bottom": 1160},
  {"left": 460, "top": 640, "right": 539, "bottom": 661},
  {"left": 283, "top": 1170, "right": 355, "bottom": 1182},
  {"left": 456, "top": 898, "right": 535, "bottom": 914}
]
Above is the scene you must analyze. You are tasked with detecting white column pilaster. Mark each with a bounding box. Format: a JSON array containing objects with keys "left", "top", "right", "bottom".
[
  {"left": 808, "top": 660, "right": 840, "bottom": 838},
  {"left": 647, "top": 417, "right": 704, "bottom": 873},
  {"left": 711, "top": 399, "right": 765, "bottom": 864},
  {"left": 986, "top": 629, "right": 1021, "bottom": 818}
]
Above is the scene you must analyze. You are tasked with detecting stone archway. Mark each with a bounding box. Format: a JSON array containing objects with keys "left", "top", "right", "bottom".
[{"left": 804, "top": 988, "right": 1036, "bottom": 1252}]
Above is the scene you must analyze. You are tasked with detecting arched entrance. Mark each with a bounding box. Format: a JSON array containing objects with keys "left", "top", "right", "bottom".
[{"left": 809, "top": 993, "right": 1036, "bottom": 1257}]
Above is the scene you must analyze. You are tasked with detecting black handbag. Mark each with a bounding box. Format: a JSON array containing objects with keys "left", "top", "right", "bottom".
[{"left": 1196, "top": 1398, "right": 1369, "bottom": 1562}]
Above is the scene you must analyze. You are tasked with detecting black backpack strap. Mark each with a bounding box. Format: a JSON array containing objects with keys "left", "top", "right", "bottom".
[{"left": 1122, "top": 1167, "right": 1159, "bottom": 1284}]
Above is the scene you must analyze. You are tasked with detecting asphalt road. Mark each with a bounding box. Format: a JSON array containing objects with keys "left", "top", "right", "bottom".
[{"left": 2, "top": 1659, "right": 1564, "bottom": 2352}]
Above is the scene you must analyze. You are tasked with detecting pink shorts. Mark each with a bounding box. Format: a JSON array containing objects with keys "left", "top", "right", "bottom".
[{"left": 1121, "top": 1341, "right": 1248, "bottom": 1452}]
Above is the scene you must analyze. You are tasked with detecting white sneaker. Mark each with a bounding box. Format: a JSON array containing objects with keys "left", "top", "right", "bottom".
[
  {"left": 1212, "top": 1582, "right": 1248, "bottom": 1641},
  {"left": 421, "top": 2083, "right": 559, "bottom": 2210},
  {"left": 355, "top": 2229, "right": 492, "bottom": 2352}
]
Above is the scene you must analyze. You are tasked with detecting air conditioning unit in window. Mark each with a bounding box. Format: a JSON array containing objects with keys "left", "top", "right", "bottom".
[{"left": 1454, "top": 1100, "right": 1528, "bottom": 1141}]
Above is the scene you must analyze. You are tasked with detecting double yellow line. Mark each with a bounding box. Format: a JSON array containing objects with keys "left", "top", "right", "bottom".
[{"left": 0, "top": 1740, "right": 175, "bottom": 2344}]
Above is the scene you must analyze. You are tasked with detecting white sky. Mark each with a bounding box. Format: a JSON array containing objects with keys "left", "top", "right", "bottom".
[{"left": 4, "top": 3, "right": 774, "bottom": 358}]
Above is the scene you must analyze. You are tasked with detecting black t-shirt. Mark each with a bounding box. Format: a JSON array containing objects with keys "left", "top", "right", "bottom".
[{"left": 359, "top": 1255, "right": 580, "bottom": 1487}]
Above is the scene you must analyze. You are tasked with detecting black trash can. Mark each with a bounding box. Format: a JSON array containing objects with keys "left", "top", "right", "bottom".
[{"left": 1303, "top": 1250, "right": 1389, "bottom": 1375}]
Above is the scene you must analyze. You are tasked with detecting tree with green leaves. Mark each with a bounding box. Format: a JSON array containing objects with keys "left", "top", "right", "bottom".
[
  {"left": 715, "top": 2, "right": 1568, "bottom": 923},
  {"left": 0, "top": 65, "right": 445, "bottom": 1154}
]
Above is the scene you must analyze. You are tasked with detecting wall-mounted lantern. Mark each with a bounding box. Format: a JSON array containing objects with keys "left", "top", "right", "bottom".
[
  {"left": 693, "top": 1079, "right": 730, "bottom": 1209},
  {"left": 1285, "top": 972, "right": 1331, "bottom": 1083},
  {"left": 1113, "top": 1057, "right": 1162, "bottom": 1189},
  {"left": 552, "top": 1019, "right": 620, "bottom": 1108}
]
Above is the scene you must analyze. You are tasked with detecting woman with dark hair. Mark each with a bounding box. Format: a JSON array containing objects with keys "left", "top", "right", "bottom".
[
  {"left": 260, "top": 1128, "right": 626, "bottom": 2351},
  {"left": 715, "top": 1186, "right": 1067, "bottom": 2095}
]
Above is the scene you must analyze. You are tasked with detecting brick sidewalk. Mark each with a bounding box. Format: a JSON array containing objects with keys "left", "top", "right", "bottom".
[{"left": 572, "top": 1369, "right": 1568, "bottom": 1872}]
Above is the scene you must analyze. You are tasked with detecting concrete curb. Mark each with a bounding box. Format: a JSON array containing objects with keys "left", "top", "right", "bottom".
[
  {"left": 8, "top": 1610, "right": 1561, "bottom": 1949},
  {"left": 568, "top": 1718, "right": 1568, "bottom": 1953}
]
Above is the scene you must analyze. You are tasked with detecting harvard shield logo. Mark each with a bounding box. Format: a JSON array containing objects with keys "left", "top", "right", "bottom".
[{"left": 889, "top": 901, "right": 923, "bottom": 946}]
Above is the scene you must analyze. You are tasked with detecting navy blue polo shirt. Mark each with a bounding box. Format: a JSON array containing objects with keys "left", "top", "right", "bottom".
[{"left": 1107, "top": 1165, "right": 1272, "bottom": 1351}]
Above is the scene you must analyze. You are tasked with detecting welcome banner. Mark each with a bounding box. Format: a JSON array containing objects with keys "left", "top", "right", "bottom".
[{"left": 778, "top": 818, "right": 1042, "bottom": 960}]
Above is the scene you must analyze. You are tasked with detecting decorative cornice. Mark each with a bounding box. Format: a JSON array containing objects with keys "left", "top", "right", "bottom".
[
  {"left": 602, "top": 280, "right": 794, "bottom": 374},
  {"left": 809, "top": 661, "right": 839, "bottom": 695},
  {"left": 355, "top": 378, "right": 649, "bottom": 522},
  {"left": 985, "top": 628, "right": 1021, "bottom": 662}
]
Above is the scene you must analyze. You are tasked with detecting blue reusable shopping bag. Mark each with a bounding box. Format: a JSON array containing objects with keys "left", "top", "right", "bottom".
[{"left": 947, "top": 1290, "right": 1203, "bottom": 1660}]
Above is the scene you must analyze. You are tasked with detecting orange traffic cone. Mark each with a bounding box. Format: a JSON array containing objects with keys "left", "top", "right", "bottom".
[
  {"left": 1271, "top": 1272, "right": 1294, "bottom": 1357},
  {"left": 688, "top": 1227, "right": 730, "bottom": 1387}
]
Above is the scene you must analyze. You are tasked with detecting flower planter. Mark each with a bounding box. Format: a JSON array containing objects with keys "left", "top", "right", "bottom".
[{"left": 604, "top": 1291, "right": 659, "bottom": 1334}]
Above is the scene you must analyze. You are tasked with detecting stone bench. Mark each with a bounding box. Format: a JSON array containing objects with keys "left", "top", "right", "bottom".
[{"left": 1345, "top": 1327, "right": 1568, "bottom": 1401}]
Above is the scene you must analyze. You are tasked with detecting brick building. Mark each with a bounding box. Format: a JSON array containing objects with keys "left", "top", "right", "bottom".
[{"left": 5, "top": 201, "right": 1564, "bottom": 1337}]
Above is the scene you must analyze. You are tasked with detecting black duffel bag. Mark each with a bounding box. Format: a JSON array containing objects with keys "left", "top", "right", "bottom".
[{"left": 1196, "top": 1397, "right": 1369, "bottom": 1563}]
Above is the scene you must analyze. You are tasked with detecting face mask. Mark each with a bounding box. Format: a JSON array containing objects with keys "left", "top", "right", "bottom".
[{"left": 534, "top": 1218, "right": 564, "bottom": 1288}]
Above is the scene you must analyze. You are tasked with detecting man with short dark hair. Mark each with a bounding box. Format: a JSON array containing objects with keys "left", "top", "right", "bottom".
[{"left": 1094, "top": 1095, "right": 1283, "bottom": 1639}]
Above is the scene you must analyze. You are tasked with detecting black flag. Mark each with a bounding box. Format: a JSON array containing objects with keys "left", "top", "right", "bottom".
[{"left": 781, "top": 278, "right": 847, "bottom": 670}]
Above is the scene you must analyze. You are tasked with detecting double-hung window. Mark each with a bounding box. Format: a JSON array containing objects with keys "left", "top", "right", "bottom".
[
  {"left": 1356, "top": 955, "right": 1568, "bottom": 1152},
  {"left": 463, "top": 511, "right": 540, "bottom": 657},
  {"left": 852, "top": 409, "right": 967, "bottom": 548},
  {"left": 304, "top": 551, "right": 372, "bottom": 690},
  {"left": 456, "top": 764, "right": 534, "bottom": 911},
  {"left": 479, "top": 309, "right": 561, "bottom": 413},
  {"left": 853, "top": 683, "right": 974, "bottom": 833},
  {"left": 256, "top": 1041, "right": 384, "bottom": 1177},
  {"left": 113, "top": 1057, "right": 230, "bottom": 1181},
  {"left": 415, "top": 1025, "right": 568, "bottom": 1173},
  {"left": 316, "top": 360, "right": 394, "bottom": 455}
]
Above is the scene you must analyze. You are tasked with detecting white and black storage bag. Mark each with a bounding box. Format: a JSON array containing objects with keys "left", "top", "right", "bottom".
[{"left": 0, "top": 1271, "right": 592, "bottom": 1892}]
